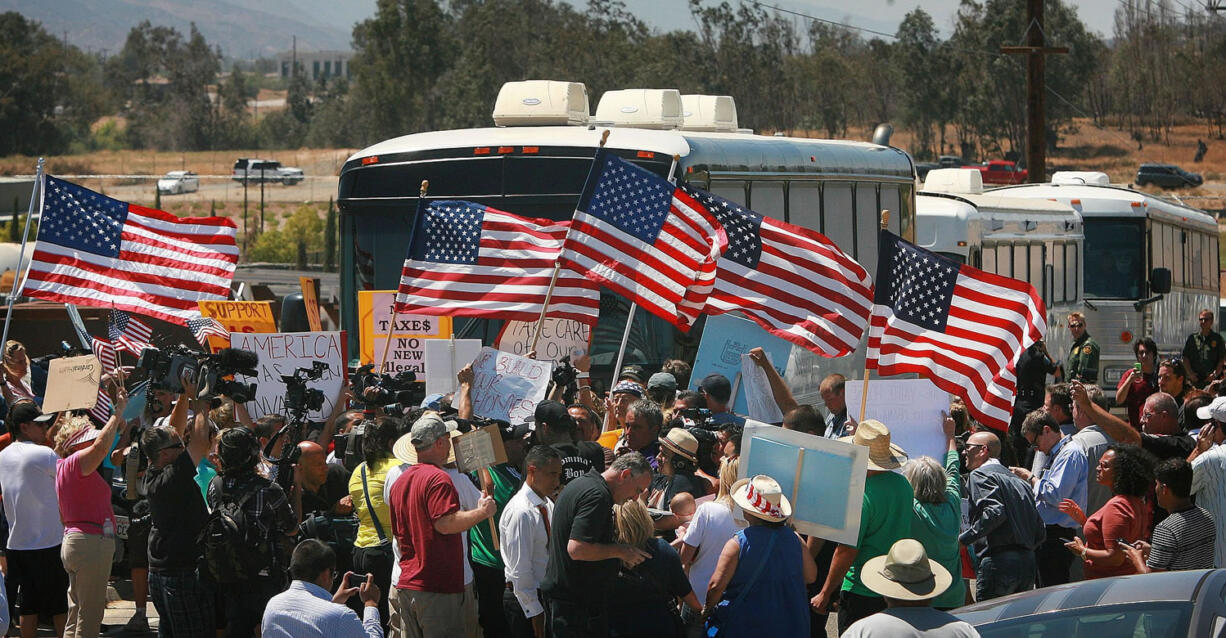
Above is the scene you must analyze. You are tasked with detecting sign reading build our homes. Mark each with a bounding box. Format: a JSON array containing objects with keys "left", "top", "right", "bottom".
[{"left": 469, "top": 347, "right": 552, "bottom": 424}]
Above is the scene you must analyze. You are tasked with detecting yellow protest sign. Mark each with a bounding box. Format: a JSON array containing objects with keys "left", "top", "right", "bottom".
[
  {"left": 198, "top": 300, "right": 277, "bottom": 350},
  {"left": 300, "top": 277, "right": 322, "bottom": 331},
  {"left": 357, "top": 291, "right": 453, "bottom": 373}
]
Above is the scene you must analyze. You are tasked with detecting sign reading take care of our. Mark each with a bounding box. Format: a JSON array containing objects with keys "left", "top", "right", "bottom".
[{"left": 357, "top": 291, "right": 453, "bottom": 374}]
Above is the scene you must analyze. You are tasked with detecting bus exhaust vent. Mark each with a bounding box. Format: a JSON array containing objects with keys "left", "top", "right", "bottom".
[
  {"left": 922, "top": 168, "right": 984, "bottom": 195},
  {"left": 594, "top": 89, "right": 683, "bottom": 130},
  {"left": 680, "top": 95, "right": 737, "bottom": 132},
  {"left": 1052, "top": 171, "right": 1110, "bottom": 186},
  {"left": 493, "top": 81, "right": 590, "bottom": 127}
]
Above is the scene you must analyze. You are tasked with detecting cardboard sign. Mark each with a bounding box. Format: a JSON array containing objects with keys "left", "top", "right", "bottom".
[
  {"left": 42, "top": 355, "right": 102, "bottom": 413},
  {"left": 741, "top": 352, "right": 784, "bottom": 424},
  {"left": 452, "top": 426, "right": 509, "bottom": 474},
  {"left": 230, "top": 331, "right": 348, "bottom": 422},
  {"left": 199, "top": 300, "right": 277, "bottom": 351},
  {"left": 844, "top": 379, "right": 951, "bottom": 464},
  {"left": 691, "top": 314, "right": 791, "bottom": 415},
  {"left": 424, "top": 339, "right": 484, "bottom": 396},
  {"left": 470, "top": 347, "right": 552, "bottom": 424},
  {"left": 357, "top": 291, "right": 453, "bottom": 374},
  {"left": 495, "top": 318, "right": 591, "bottom": 362},
  {"left": 300, "top": 277, "right": 322, "bottom": 331},
  {"left": 738, "top": 421, "right": 868, "bottom": 544}
]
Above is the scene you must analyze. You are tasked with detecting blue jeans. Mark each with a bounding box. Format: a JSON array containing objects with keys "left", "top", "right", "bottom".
[{"left": 976, "top": 548, "right": 1036, "bottom": 602}]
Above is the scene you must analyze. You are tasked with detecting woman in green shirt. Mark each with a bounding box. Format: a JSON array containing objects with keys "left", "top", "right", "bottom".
[
  {"left": 901, "top": 415, "right": 967, "bottom": 610},
  {"left": 347, "top": 416, "right": 401, "bottom": 629}
]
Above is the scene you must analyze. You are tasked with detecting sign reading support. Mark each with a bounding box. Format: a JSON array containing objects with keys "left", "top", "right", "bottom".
[
  {"left": 198, "top": 300, "right": 277, "bottom": 350},
  {"left": 230, "top": 331, "right": 348, "bottom": 422},
  {"left": 357, "top": 291, "right": 453, "bottom": 374},
  {"left": 470, "top": 347, "right": 552, "bottom": 424}
]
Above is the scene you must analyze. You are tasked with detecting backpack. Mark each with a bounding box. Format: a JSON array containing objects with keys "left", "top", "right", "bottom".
[{"left": 200, "top": 476, "right": 264, "bottom": 584}]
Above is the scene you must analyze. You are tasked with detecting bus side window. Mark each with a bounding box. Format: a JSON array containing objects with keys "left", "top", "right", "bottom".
[
  {"left": 982, "top": 245, "right": 996, "bottom": 274},
  {"left": 1029, "top": 244, "right": 1043, "bottom": 289},
  {"left": 1066, "top": 243, "right": 1079, "bottom": 301},
  {"left": 751, "top": 182, "right": 785, "bottom": 222},
  {"left": 824, "top": 183, "right": 855, "bottom": 259},
  {"left": 1204, "top": 234, "right": 1216, "bottom": 291},
  {"left": 881, "top": 185, "right": 902, "bottom": 237},
  {"left": 1052, "top": 243, "right": 1066, "bottom": 302},
  {"left": 1013, "top": 245, "right": 1027, "bottom": 281},
  {"left": 711, "top": 180, "right": 747, "bottom": 207},
  {"left": 856, "top": 184, "right": 878, "bottom": 273},
  {"left": 789, "top": 182, "right": 821, "bottom": 232},
  {"left": 1189, "top": 230, "right": 1202, "bottom": 290},
  {"left": 1173, "top": 227, "right": 1185, "bottom": 287}
]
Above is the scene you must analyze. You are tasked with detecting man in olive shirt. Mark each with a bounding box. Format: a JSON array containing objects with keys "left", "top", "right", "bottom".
[
  {"left": 1183, "top": 309, "right": 1225, "bottom": 388},
  {"left": 1060, "top": 312, "right": 1099, "bottom": 384}
]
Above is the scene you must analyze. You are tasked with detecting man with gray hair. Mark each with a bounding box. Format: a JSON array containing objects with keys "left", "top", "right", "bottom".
[
  {"left": 387, "top": 414, "right": 496, "bottom": 638},
  {"left": 616, "top": 398, "right": 663, "bottom": 469},
  {"left": 542, "top": 452, "right": 652, "bottom": 638}
]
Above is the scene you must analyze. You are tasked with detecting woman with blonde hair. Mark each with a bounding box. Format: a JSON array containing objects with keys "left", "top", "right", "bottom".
[
  {"left": 677, "top": 457, "right": 742, "bottom": 634},
  {"left": 55, "top": 388, "right": 126, "bottom": 638},
  {"left": 608, "top": 499, "right": 702, "bottom": 638}
]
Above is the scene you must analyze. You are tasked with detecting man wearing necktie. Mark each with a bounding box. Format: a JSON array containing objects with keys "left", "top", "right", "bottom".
[{"left": 500, "top": 445, "right": 563, "bottom": 638}]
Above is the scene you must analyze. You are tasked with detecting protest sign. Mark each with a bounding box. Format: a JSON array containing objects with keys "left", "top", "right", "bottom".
[
  {"left": 495, "top": 318, "right": 591, "bottom": 362},
  {"left": 198, "top": 300, "right": 276, "bottom": 350},
  {"left": 452, "top": 426, "right": 509, "bottom": 474},
  {"left": 741, "top": 351, "right": 783, "bottom": 423},
  {"left": 844, "top": 379, "right": 950, "bottom": 463},
  {"left": 42, "top": 355, "right": 102, "bottom": 413},
  {"left": 739, "top": 420, "right": 867, "bottom": 544},
  {"left": 470, "top": 347, "right": 552, "bottom": 424},
  {"left": 300, "top": 277, "right": 322, "bottom": 331},
  {"left": 230, "top": 331, "right": 348, "bottom": 422},
  {"left": 357, "top": 291, "right": 453, "bottom": 374},
  {"left": 424, "top": 339, "right": 483, "bottom": 396},
  {"left": 691, "top": 314, "right": 791, "bottom": 415}
]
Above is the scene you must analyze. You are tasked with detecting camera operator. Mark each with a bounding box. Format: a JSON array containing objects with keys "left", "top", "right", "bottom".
[{"left": 294, "top": 440, "right": 357, "bottom": 580}]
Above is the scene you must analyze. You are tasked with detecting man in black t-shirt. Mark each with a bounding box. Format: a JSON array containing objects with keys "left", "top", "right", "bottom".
[
  {"left": 295, "top": 441, "right": 356, "bottom": 576},
  {"left": 141, "top": 376, "right": 216, "bottom": 637},
  {"left": 534, "top": 401, "right": 605, "bottom": 485},
  {"left": 541, "top": 452, "right": 653, "bottom": 638}
]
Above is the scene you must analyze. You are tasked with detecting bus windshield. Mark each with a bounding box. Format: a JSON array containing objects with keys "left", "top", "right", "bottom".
[{"left": 1083, "top": 218, "right": 1145, "bottom": 299}]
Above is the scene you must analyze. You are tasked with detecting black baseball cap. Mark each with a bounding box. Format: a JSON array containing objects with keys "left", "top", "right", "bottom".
[
  {"left": 619, "top": 365, "right": 647, "bottom": 385},
  {"left": 534, "top": 400, "right": 576, "bottom": 433},
  {"left": 7, "top": 402, "right": 52, "bottom": 428},
  {"left": 699, "top": 373, "right": 732, "bottom": 403}
]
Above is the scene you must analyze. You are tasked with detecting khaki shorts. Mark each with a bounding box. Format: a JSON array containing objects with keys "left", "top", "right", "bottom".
[{"left": 391, "top": 582, "right": 478, "bottom": 638}]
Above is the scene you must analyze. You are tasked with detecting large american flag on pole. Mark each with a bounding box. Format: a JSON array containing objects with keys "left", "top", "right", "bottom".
[
  {"left": 680, "top": 184, "right": 873, "bottom": 357},
  {"left": 867, "top": 230, "right": 1046, "bottom": 431},
  {"left": 395, "top": 201, "right": 600, "bottom": 324},
  {"left": 559, "top": 151, "right": 726, "bottom": 330},
  {"left": 21, "top": 177, "right": 238, "bottom": 324}
]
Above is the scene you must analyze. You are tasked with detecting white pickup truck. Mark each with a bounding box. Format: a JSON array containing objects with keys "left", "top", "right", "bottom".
[{"left": 231, "top": 158, "right": 304, "bottom": 185}]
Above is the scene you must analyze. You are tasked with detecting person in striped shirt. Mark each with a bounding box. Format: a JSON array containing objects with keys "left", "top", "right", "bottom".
[{"left": 1124, "top": 459, "right": 1215, "bottom": 572}]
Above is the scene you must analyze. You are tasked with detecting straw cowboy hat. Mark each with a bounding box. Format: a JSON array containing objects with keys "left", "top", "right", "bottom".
[
  {"left": 860, "top": 539, "right": 952, "bottom": 601},
  {"left": 840, "top": 419, "right": 908, "bottom": 471},
  {"left": 730, "top": 475, "right": 792, "bottom": 523},
  {"left": 659, "top": 428, "right": 699, "bottom": 463}
]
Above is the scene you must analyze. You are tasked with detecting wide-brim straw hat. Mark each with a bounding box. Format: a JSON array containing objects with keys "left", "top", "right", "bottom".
[
  {"left": 659, "top": 427, "right": 699, "bottom": 463},
  {"left": 839, "top": 419, "right": 908, "bottom": 471},
  {"left": 393, "top": 426, "right": 461, "bottom": 465},
  {"left": 730, "top": 475, "right": 792, "bottom": 522},
  {"left": 860, "top": 539, "right": 952, "bottom": 601}
]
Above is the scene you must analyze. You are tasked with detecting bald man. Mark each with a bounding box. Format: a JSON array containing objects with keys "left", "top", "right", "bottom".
[
  {"left": 296, "top": 441, "right": 354, "bottom": 519},
  {"left": 958, "top": 431, "right": 1046, "bottom": 601}
]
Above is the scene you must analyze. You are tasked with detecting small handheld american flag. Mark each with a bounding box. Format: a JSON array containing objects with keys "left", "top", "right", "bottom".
[
  {"left": 187, "top": 316, "right": 230, "bottom": 348},
  {"left": 109, "top": 310, "right": 154, "bottom": 354}
]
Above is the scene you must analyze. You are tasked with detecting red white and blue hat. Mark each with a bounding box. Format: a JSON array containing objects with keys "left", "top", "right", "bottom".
[{"left": 730, "top": 474, "right": 792, "bottom": 522}]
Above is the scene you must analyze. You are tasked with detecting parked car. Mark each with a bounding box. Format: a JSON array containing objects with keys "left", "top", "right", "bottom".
[
  {"left": 938, "top": 155, "right": 965, "bottom": 168},
  {"left": 1135, "top": 162, "right": 1203, "bottom": 188},
  {"left": 232, "top": 158, "right": 305, "bottom": 185},
  {"left": 968, "top": 159, "right": 1028, "bottom": 185},
  {"left": 156, "top": 170, "right": 199, "bottom": 194},
  {"left": 915, "top": 161, "right": 940, "bottom": 180},
  {"left": 953, "top": 570, "right": 1226, "bottom": 637}
]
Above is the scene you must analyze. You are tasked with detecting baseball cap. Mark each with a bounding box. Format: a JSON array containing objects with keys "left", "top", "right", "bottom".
[
  {"left": 534, "top": 400, "right": 576, "bottom": 431},
  {"left": 1197, "top": 396, "right": 1226, "bottom": 422},
  {"left": 647, "top": 372, "right": 677, "bottom": 392},
  {"left": 611, "top": 380, "right": 644, "bottom": 398},
  {"left": 7, "top": 402, "right": 45, "bottom": 427},
  {"left": 409, "top": 412, "right": 452, "bottom": 449},
  {"left": 619, "top": 365, "right": 647, "bottom": 385},
  {"left": 501, "top": 422, "right": 532, "bottom": 441},
  {"left": 699, "top": 373, "right": 732, "bottom": 402}
]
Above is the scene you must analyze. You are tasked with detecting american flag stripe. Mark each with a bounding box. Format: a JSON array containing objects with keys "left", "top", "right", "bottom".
[
  {"left": 22, "top": 177, "right": 238, "bottom": 324},
  {"left": 867, "top": 231, "right": 1045, "bottom": 431},
  {"left": 110, "top": 310, "right": 154, "bottom": 353},
  {"left": 395, "top": 203, "right": 599, "bottom": 324},
  {"left": 187, "top": 316, "right": 229, "bottom": 347}
]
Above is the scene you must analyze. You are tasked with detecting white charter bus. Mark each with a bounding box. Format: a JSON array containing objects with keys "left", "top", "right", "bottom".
[
  {"left": 993, "top": 172, "right": 1219, "bottom": 390},
  {"left": 336, "top": 81, "right": 918, "bottom": 395},
  {"left": 916, "top": 169, "right": 1085, "bottom": 363}
]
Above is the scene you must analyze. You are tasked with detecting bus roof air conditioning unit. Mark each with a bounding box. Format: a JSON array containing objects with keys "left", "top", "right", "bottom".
[
  {"left": 680, "top": 95, "right": 738, "bottom": 132},
  {"left": 493, "top": 80, "right": 589, "bottom": 126},
  {"left": 922, "top": 168, "right": 983, "bottom": 195},
  {"left": 1051, "top": 171, "right": 1110, "bottom": 186},
  {"left": 594, "top": 89, "right": 683, "bottom": 130}
]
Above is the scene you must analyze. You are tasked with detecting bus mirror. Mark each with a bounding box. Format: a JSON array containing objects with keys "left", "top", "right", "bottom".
[
  {"left": 1150, "top": 267, "right": 1172, "bottom": 295},
  {"left": 280, "top": 293, "right": 311, "bottom": 332}
]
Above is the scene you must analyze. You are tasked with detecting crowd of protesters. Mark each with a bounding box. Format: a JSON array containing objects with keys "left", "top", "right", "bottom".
[{"left": 0, "top": 307, "right": 1222, "bottom": 637}]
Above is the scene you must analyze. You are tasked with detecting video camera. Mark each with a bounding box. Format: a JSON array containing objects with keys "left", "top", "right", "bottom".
[
  {"left": 350, "top": 364, "right": 422, "bottom": 413},
  {"left": 136, "top": 346, "right": 258, "bottom": 402},
  {"left": 671, "top": 407, "right": 717, "bottom": 430},
  {"left": 282, "top": 361, "right": 329, "bottom": 415}
]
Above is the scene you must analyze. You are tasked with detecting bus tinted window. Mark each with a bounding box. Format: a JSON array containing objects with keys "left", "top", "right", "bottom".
[
  {"left": 983, "top": 245, "right": 996, "bottom": 274},
  {"left": 1084, "top": 219, "right": 1144, "bottom": 299},
  {"left": 504, "top": 157, "right": 592, "bottom": 195},
  {"left": 751, "top": 182, "right": 785, "bottom": 221},
  {"left": 881, "top": 185, "right": 902, "bottom": 237},
  {"left": 349, "top": 158, "right": 503, "bottom": 198},
  {"left": 789, "top": 182, "right": 820, "bottom": 230},
  {"left": 1052, "top": 243, "right": 1066, "bottom": 302},
  {"left": 856, "top": 184, "right": 877, "bottom": 271},
  {"left": 824, "top": 184, "right": 855, "bottom": 257}
]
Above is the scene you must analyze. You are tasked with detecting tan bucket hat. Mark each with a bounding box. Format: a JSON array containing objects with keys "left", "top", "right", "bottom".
[
  {"left": 659, "top": 428, "right": 699, "bottom": 463},
  {"left": 730, "top": 475, "right": 792, "bottom": 522},
  {"left": 840, "top": 419, "right": 908, "bottom": 471},
  {"left": 860, "top": 539, "right": 952, "bottom": 601}
]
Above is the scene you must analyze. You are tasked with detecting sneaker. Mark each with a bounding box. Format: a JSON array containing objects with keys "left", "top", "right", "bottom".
[{"left": 123, "top": 611, "right": 149, "bottom": 633}]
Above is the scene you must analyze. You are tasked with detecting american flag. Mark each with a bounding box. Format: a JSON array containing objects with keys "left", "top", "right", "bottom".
[
  {"left": 109, "top": 310, "right": 154, "bottom": 353},
  {"left": 21, "top": 176, "right": 238, "bottom": 324},
  {"left": 680, "top": 184, "right": 873, "bottom": 357},
  {"left": 395, "top": 201, "right": 600, "bottom": 324},
  {"left": 867, "top": 230, "right": 1046, "bottom": 431},
  {"left": 559, "top": 151, "right": 726, "bottom": 330},
  {"left": 89, "top": 337, "right": 118, "bottom": 423},
  {"left": 187, "top": 316, "right": 230, "bottom": 347}
]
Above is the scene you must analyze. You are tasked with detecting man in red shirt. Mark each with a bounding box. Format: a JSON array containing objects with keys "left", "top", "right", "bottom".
[{"left": 389, "top": 414, "right": 495, "bottom": 638}]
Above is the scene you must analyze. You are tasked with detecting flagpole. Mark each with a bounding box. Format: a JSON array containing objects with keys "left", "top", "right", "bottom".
[
  {"left": 529, "top": 129, "right": 612, "bottom": 354},
  {"left": 379, "top": 180, "right": 428, "bottom": 373},
  {"left": 858, "top": 209, "right": 890, "bottom": 424},
  {"left": 0, "top": 159, "right": 45, "bottom": 351}
]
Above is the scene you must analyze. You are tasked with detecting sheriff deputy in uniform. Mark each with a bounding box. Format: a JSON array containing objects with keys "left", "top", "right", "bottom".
[
  {"left": 1183, "top": 309, "right": 1225, "bottom": 389},
  {"left": 1059, "top": 312, "right": 1099, "bottom": 385}
]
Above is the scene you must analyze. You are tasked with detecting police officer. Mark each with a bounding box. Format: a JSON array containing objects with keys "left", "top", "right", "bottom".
[
  {"left": 1009, "top": 340, "right": 1056, "bottom": 467},
  {"left": 1060, "top": 312, "right": 1099, "bottom": 384},
  {"left": 1183, "top": 309, "right": 1225, "bottom": 388}
]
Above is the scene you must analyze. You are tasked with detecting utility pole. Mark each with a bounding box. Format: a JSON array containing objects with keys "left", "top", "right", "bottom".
[{"left": 1001, "top": 0, "right": 1068, "bottom": 183}]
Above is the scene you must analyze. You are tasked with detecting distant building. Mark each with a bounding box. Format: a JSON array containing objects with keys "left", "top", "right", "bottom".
[{"left": 278, "top": 50, "right": 353, "bottom": 81}]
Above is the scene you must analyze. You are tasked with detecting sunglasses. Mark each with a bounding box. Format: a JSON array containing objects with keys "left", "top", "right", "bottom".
[
  {"left": 1201, "top": 317, "right": 1213, "bottom": 322},
  {"left": 1068, "top": 323, "right": 1085, "bottom": 328},
  {"left": 963, "top": 443, "right": 987, "bottom": 451}
]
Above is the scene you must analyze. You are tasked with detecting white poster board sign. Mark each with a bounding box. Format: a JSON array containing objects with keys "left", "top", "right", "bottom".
[
  {"left": 43, "top": 355, "right": 102, "bottom": 413},
  {"left": 741, "top": 352, "right": 783, "bottom": 424},
  {"left": 230, "top": 331, "right": 348, "bottom": 422},
  {"left": 844, "top": 379, "right": 950, "bottom": 464},
  {"left": 424, "top": 339, "right": 484, "bottom": 396},
  {"left": 739, "top": 421, "right": 868, "bottom": 544},
  {"left": 495, "top": 318, "right": 591, "bottom": 362},
  {"left": 470, "top": 347, "right": 552, "bottom": 424}
]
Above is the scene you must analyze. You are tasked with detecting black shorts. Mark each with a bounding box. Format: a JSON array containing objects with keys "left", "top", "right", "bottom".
[{"left": 7, "top": 545, "right": 69, "bottom": 616}]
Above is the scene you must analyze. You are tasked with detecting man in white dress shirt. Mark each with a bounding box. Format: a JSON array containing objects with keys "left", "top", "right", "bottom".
[
  {"left": 261, "top": 539, "right": 383, "bottom": 638},
  {"left": 500, "top": 444, "right": 563, "bottom": 638}
]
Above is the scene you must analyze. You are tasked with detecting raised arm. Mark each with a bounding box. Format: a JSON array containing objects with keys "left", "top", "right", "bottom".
[
  {"left": 314, "top": 386, "right": 352, "bottom": 451},
  {"left": 455, "top": 364, "right": 474, "bottom": 421},
  {"left": 79, "top": 387, "right": 127, "bottom": 476},
  {"left": 186, "top": 396, "right": 212, "bottom": 466},
  {"left": 1072, "top": 380, "right": 1139, "bottom": 446},
  {"left": 748, "top": 347, "right": 797, "bottom": 415},
  {"left": 168, "top": 371, "right": 195, "bottom": 438}
]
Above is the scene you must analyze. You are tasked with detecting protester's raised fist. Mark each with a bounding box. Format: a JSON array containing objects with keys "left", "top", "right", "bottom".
[
  {"left": 457, "top": 363, "right": 475, "bottom": 385},
  {"left": 747, "top": 347, "right": 769, "bottom": 369}
]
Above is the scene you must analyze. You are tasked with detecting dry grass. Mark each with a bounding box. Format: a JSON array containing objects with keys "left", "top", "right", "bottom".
[{"left": 0, "top": 148, "right": 356, "bottom": 178}]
